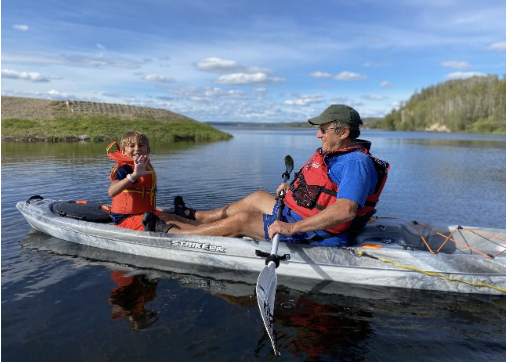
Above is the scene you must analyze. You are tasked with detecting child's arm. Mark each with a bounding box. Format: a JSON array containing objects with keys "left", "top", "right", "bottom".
[{"left": 108, "top": 155, "right": 152, "bottom": 197}]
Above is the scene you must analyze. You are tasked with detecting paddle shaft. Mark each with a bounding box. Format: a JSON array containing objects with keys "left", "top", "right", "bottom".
[
  {"left": 256, "top": 155, "right": 293, "bottom": 356},
  {"left": 271, "top": 196, "right": 285, "bottom": 256},
  {"left": 270, "top": 155, "right": 293, "bottom": 256},
  {"left": 269, "top": 190, "right": 286, "bottom": 257},
  {"left": 267, "top": 155, "right": 292, "bottom": 260}
]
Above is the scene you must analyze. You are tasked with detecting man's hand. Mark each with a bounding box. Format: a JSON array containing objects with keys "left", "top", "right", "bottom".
[
  {"left": 268, "top": 220, "right": 294, "bottom": 240},
  {"left": 276, "top": 183, "right": 290, "bottom": 197}
]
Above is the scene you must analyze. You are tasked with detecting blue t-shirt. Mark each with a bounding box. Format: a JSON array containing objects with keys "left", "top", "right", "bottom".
[
  {"left": 264, "top": 150, "right": 378, "bottom": 247},
  {"left": 326, "top": 151, "right": 377, "bottom": 208}
]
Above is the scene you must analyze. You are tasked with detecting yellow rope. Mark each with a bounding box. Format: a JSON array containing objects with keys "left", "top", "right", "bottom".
[{"left": 358, "top": 250, "right": 506, "bottom": 293}]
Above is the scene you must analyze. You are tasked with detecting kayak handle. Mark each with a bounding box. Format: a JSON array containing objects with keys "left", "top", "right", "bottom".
[{"left": 254, "top": 250, "right": 290, "bottom": 267}]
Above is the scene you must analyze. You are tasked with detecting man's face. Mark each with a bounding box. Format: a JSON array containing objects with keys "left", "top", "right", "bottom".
[{"left": 316, "top": 122, "right": 347, "bottom": 152}]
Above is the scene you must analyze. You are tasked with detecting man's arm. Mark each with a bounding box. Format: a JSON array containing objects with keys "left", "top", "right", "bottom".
[{"left": 267, "top": 198, "right": 358, "bottom": 239}]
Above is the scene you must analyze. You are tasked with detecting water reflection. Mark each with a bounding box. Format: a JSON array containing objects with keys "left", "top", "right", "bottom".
[
  {"left": 18, "top": 231, "right": 375, "bottom": 359},
  {"left": 274, "top": 291, "right": 373, "bottom": 361},
  {"left": 109, "top": 271, "right": 159, "bottom": 330},
  {"left": 17, "top": 231, "right": 506, "bottom": 360},
  {"left": 0, "top": 139, "right": 220, "bottom": 163}
]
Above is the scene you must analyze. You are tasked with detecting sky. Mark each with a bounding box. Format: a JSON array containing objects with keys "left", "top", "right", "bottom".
[{"left": 2, "top": 0, "right": 506, "bottom": 123}]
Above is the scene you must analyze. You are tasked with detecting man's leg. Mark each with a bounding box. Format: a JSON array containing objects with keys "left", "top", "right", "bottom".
[
  {"left": 193, "top": 190, "right": 276, "bottom": 224},
  {"left": 170, "top": 210, "right": 267, "bottom": 240}
]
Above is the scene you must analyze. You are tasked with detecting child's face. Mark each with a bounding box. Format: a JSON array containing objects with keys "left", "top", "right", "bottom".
[{"left": 122, "top": 138, "right": 150, "bottom": 160}]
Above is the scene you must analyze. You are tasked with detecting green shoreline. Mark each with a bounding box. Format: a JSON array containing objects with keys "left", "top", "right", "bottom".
[
  {"left": 1, "top": 116, "right": 232, "bottom": 143},
  {"left": 1, "top": 96, "right": 232, "bottom": 143}
]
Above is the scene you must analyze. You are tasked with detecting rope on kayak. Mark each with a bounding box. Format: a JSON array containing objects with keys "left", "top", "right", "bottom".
[
  {"left": 412, "top": 222, "right": 506, "bottom": 258},
  {"left": 357, "top": 250, "right": 506, "bottom": 293}
]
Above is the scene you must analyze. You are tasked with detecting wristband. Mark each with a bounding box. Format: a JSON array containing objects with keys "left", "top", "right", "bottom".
[{"left": 126, "top": 174, "right": 136, "bottom": 183}]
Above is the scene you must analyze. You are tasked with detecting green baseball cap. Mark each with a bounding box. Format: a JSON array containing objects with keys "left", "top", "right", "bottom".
[{"left": 308, "top": 104, "right": 362, "bottom": 128}]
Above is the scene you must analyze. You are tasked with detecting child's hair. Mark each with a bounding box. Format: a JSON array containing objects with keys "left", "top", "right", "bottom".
[{"left": 120, "top": 131, "right": 150, "bottom": 150}]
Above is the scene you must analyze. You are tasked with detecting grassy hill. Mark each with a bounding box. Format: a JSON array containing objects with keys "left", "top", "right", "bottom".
[{"left": 1, "top": 96, "right": 232, "bottom": 142}]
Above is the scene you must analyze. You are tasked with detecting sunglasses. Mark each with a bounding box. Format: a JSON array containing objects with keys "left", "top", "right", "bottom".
[{"left": 316, "top": 126, "right": 337, "bottom": 134}]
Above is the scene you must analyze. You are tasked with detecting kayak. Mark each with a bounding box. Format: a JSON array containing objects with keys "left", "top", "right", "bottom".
[{"left": 16, "top": 196, "right": 506, "bottom": 295}]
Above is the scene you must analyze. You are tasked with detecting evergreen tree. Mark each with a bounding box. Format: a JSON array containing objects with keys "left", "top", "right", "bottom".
[{"left": 381, "top": 75, "right": 506, "bottom": 133}]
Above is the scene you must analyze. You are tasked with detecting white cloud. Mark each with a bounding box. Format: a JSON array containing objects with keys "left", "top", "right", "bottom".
[
  {"left": 62, "top": 54, "right": 143, "bottom": 69},
  {"left": 45, "top": 90, "right": 77, "bottom": 99},
  {"left": 1, "top": 68, "right": 55, "bottom": 82},
  {"left": 310, "top": 71, "right": 332, "bottom": 79},
  {"left": 194, "top": 57, "right": 270, "bottom": 75},
  {"left": 363, "top": 95, "right": 386, "bottom": 101},
  {"left": 363, "top": 62, "right": 383, "bottom": 68},
  {"left": 167, "top": 86, "right": 247, "bottom": 104},
  {"left": 215, "top": 72, "right": 285, "bottom": 85},
  {"left": 283, "top": 94, "right": 324, "bottom": 106},
  {"left": 13, "top": 24, "right": 29, "bottom": 31},
  {"left": 445, "top": 72, "right": 487, "bottom": 80},
  {"left": 0, "top": 89, "right": 76, "bottom": 100},
  {"left": 334, "top": 71, "right": 367, "bottom": 81},
  {"left": 487, "top": 41, "right": 506, "bottom": 51},
  {"left": 194, "top": 57, "right": 246, "bottom": 73},
  {"left": 391, "top": 101, "right": 402, "bottom": 109},
  {"left": 142, "top": 74, "right": 176, "bottom": 83},
  {"left": 330, "top": 96, "right": 352, "bottom": 104},
  {"left": 380, "top": 81, "right": 394, "bottom": 88},
  {"left": 310, "top": 71, "right": 367, "bottom": 81},
  {"left": 441, "top": 60, "right": 471, "bottom": 69}
]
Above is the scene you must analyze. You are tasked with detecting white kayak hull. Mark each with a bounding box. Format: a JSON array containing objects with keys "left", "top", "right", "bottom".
[{"left": 16, "top": 197, "right": 506, "bottom": 295}]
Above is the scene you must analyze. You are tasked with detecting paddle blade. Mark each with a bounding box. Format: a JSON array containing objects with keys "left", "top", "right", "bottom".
[
  {"left": 284, "top": 155, "right": 294, "bottom": 175},
  {"left": 256, "top": 261, "right": 279, "bottom": 355}
]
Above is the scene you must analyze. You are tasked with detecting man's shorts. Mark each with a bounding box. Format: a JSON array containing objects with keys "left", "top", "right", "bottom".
[{"left": 263, "top": 202, "right": 349, "bottom": 247}]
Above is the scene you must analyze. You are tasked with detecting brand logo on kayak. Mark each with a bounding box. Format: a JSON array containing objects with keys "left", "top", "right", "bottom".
[{"left": 171, "top": 240, "right": 226, "bottom": 253}]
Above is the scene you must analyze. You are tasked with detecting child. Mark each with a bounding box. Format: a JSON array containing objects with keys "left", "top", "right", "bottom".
[{"left": 107, "top": 131, "right": 176, "bottom": 232}]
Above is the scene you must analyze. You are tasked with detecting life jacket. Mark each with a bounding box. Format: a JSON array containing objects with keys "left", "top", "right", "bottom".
[
  {"left": 106, "top": 141, "right": 157, "bottom": 215},
  {"left": 283, "top": 144, "right": 389, "bottom": 235}
]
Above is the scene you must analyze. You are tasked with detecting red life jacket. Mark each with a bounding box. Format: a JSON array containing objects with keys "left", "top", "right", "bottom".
[
  {"left": 106, "top": 141, "right": 157, "bottom": 215},
  {"left": 283, "top": 145, "right": 389, "bottom": 234}
]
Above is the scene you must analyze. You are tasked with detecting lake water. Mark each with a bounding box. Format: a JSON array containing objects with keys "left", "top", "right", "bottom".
[{"left": 2, "top": 127, "right": 506, "bottom": 361}]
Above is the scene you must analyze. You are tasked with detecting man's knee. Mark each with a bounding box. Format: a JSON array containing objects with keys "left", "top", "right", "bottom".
[
  {"left": 230, "top": 211, "right": 264, "bottom": 238},
  {"left": 233, "top": 210, "right": 256, "bottom": 224},
  {"left": 244, "top": 191, "right": 276, "bottom": 213}
]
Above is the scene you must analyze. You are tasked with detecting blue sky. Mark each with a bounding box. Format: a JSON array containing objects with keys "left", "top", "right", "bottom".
[{"left": 2, "top": 0, "right": 506, "bottom": 123}]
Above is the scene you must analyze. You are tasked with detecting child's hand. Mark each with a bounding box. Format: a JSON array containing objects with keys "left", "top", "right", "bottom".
[{"left": 131, "top": 154, "right": 152, "bottom": 179}]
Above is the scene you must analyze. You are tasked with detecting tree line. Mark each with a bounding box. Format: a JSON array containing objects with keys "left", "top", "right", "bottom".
[{"left": 381, "top": 75, "right": 506, "bottom": 134}]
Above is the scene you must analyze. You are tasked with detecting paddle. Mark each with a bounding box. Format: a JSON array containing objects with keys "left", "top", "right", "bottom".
[{"left": 256, "top": 155, "right": 294, "bottom": 355}]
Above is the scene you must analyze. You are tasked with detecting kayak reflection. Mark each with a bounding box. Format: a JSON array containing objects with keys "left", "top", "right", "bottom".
[{"left": 19, "top": 230, "right": 506, "bottom": 359}]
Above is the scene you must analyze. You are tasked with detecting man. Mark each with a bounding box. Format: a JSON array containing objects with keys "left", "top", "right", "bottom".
[{"left": 147, "top": 104, "right": 389, "bottom": 247}]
